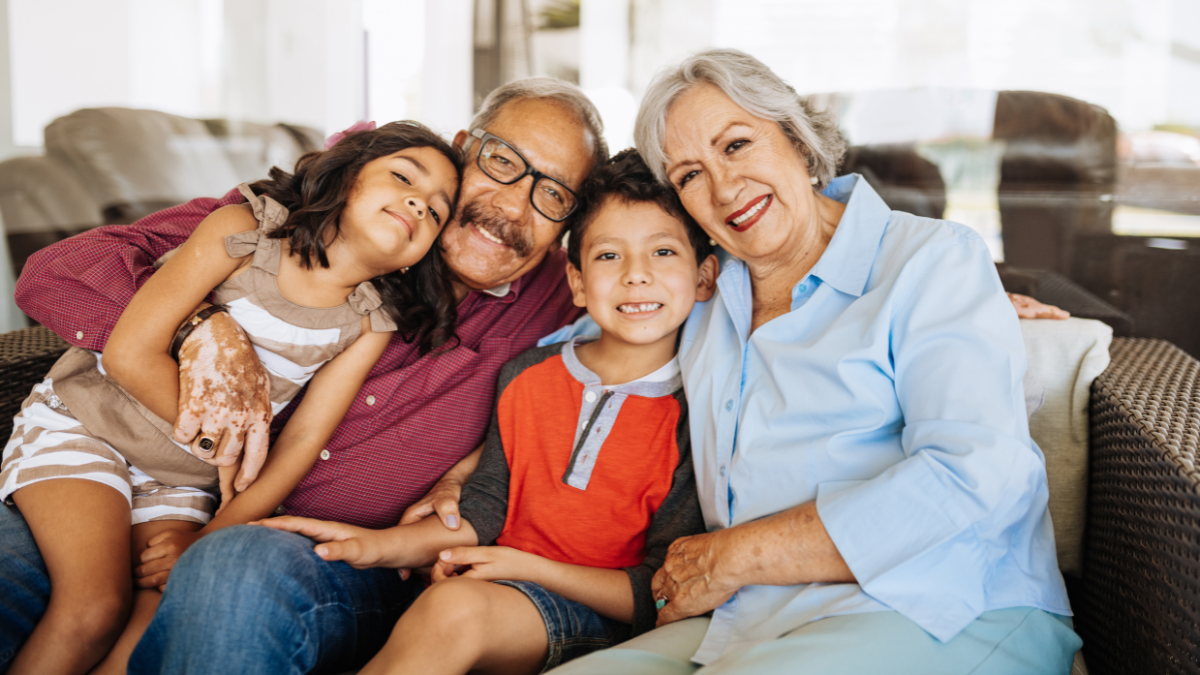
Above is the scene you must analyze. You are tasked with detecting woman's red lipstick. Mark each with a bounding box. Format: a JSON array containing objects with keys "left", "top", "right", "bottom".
[{"left": 725, "top": 195, "right": 771, "bottom": 233}]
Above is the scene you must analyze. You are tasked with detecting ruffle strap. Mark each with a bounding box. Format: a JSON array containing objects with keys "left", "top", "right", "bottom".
[
  {"left": 237, "top": 183, "right": 290, "bottom": 233},
  {"left": 347, "top": 282, "right": 399, "bottom": 333},
  {"left": 224, "top": 183, "right": 290, "bottom": 271}
]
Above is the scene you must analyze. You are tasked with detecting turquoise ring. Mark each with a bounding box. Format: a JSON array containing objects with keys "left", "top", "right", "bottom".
[{"left": 655, "top": 597, "right": 668, "bottom": 610}]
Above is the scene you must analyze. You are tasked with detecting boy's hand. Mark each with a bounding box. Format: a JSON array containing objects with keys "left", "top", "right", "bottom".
[
  {"left": 136, "top": 529, "right": 205, "bottom": 591},
  {"left": 431, "top": 546, "right": 540, "bottom": 584},
  {"left": 255, "top": 516, "right": 389, "bottom": 569}
]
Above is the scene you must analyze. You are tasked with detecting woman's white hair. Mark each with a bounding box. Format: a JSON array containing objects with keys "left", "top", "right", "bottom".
[
  {"left": 635, "top": 49, "right": 845, "bottom": 189},
  {"left": 468, "top": 77, "right": 609, "bottom": 170}
]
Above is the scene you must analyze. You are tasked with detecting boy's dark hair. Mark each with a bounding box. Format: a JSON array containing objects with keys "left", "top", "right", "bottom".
[
  {"left": 567, "top": 148, "right": 713, "bottom": 269},
  {"left": 249, "top": 121, "right": 463, "bottom": 354}
]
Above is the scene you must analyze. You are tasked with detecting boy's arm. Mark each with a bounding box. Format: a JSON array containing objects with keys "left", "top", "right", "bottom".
[
  {"left": 623, "top": 392, "right": 706, "bottom": 635},
  {"left": 257, "top": 510, "right": 480, "bottom": 569}
]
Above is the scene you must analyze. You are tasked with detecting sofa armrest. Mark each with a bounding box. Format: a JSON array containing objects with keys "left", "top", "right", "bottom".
[
  {"left": 1076, "top": 337, "right": 1200, "bottom": 675},
  {"left": 0, "top": 326, "right": 69, "bottom": 440}
]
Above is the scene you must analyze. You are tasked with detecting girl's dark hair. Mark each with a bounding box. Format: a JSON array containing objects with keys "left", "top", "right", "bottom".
[
  {"left": 568, "top": 148, "right": 713, "bottom": 269},
  {"left": 249, "top": 121, "right": 464, "bottom": 354}
]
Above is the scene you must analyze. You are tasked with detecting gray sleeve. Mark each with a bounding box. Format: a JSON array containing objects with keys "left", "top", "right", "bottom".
[
  {"left": 622, "top": 390, "right": 706, "bottom": 637},
  {"left": 459, "top": 343, "right": 567, "bottom": 546}
]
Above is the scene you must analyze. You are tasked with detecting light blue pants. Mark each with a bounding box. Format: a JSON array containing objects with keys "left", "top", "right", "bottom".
[{"left": 548, "top": 607, "right": 1082, "bottom": 675}]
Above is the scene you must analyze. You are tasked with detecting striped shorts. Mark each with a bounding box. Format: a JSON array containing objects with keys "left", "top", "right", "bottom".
[{"left": 0, "top": 378, "right": 217, "bottom": 525}]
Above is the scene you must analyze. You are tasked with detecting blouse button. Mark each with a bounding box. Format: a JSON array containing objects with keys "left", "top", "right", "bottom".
[
  {"left": 319, "top": 449, "right": 331, "bottom": 460},
  {"left": 584, "top": 391, "right": 597, "bottom": 403},
  {"left": 725, "top": 399, "right": 734, "bottom": 411},
  {"left": 720, "top": 464, "right": 727, "bottom": 477},
  {"left": 75, "top": 331, "right": 84, "bottom": 340},
  {"left": 365, "top": 395, "right": 376, "bottom": 406}
]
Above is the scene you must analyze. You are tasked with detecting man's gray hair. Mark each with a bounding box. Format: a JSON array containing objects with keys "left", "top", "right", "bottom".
[
  {"left": 635, "top": 49, "right": 845, "bottom": 189},
  {"left": 468, "top": 77, "right": 609, "bottom": 172}
]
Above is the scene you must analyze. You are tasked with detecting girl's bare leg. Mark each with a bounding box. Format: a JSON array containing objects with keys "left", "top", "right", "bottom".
[
  {"left": 359, "top": 576, "right": 549, "bottom": 675},
  {"left": 88, "top": 519, "right": 203, "bottom": 675},
  {"left": 8, "top": 479, "right": 132, "bottom": 675}
]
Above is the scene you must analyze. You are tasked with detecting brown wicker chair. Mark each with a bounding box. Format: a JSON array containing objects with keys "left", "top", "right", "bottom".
[{"left": 2, "top": 320, "right": 1198, "bottom": 674}]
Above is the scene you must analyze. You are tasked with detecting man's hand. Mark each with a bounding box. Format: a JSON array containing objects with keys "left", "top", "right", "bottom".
[
  {"left": 254, "top": 516, "right": 390, "bottom": 569},
  {"left": 136, "top": 529, "right": 205, "bottom": 591},
  {"left": 174, "top": 311, "right": 272, "bottom": 492},
  {"left": 651, "top": 529, "right": 740, "bottom": 627},
  {"left": 430, "top": 546, "right": 541, "bottom": 584},
  {"left": 1008, "top": 293, "right": 1070, "bottom": 320}
]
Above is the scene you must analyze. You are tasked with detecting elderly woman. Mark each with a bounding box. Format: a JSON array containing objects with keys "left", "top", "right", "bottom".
[{"left": 554, "top": 49, "right": 1080, "bottom": 674}]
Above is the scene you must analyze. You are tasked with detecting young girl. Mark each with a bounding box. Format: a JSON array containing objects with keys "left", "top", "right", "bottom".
[{"left": 0, "top": 121, "right": 462, "bottom": 675}]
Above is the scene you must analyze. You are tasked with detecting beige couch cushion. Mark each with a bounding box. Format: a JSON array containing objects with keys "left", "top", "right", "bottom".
[
  {"left": 44, "top": 107, "right": 244, "bottom": 212},
  {"left": 1021, "top": 317, "right": 1113, "bottom": 578}
]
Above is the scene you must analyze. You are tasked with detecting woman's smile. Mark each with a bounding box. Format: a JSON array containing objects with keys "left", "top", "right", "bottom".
[{"left": 726, "top": 194, "right": 772, "bottom": 232}]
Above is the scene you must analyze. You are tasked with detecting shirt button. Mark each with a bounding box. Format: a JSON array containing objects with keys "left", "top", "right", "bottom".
[
  {"left": 274, "top": 505, "right": 286, "bottom": 515},
  {"left": 584, "top": 391, "right": 597, "bottom": 403},
  {"left": 75, "top": 330, "right": 84, "bottom": 340},
  {"left": 720, "top": 465, "right": 727, "bottom": 477},
  {"left": 725, "top": 399, "right": 733, "bottom": 411},
  {"left": 319, "top": 449, "right": 331, "bottom": 460},
  {"left": 365, "top": 395, "right": 376, "bottom": 406},
  {"left": 798, "top": 284, "right": 808, "bottom": 293}
]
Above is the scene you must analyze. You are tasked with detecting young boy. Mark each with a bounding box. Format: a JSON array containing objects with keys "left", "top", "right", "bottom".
[{"left": 261, "top": 149, "right": 719, "bottom": 675}]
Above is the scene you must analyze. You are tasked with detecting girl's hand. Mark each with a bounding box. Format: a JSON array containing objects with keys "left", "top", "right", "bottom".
[
  {"left": 174, "top": 311, "right": 273, "bottom": 491},
  {"left": 431, "top": 546, "right": 542, "bottom": 584},
  {"left": 254, "top": 516, "right": 389, "bottom": 569},
  {"left": 651, "top": 530, "right": 740, "bottom": 627},
  {"left": 136, "top": 529, "right": 206, "bottom": 591}
]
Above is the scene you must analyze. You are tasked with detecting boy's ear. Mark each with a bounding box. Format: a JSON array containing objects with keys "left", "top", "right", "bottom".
[
  {"left": 565, "top": 261, "right": 588, "bottom": 309},
  {"left": 452, "top": 130, "right": 469, "bottom": 151},
  {"left": 695, "top": 254, "right": 719, "bottom": 302}
]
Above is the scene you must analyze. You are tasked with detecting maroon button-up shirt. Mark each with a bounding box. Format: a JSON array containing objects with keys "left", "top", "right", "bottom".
[{"left": 15, "top": 188, "right": 583, "bottom": 528}]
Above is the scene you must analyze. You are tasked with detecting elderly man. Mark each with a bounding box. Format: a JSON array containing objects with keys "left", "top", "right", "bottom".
[{"left": 1, "top": 78, "right": 604, "bottom": 675}]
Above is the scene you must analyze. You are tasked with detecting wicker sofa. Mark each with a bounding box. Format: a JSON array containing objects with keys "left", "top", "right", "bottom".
[{"left": 2, "top": 281, "right": 1198, "bottom": 675}]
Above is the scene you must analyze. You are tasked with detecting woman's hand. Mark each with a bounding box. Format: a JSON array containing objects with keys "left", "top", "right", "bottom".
[
  {"left": 174, "top": 310, "right": 273, "bottom": 492},
  {"left": 431, "top": 546, "right": 541, "bottom": 584},
  {"left": 651, "top": 529, "right": 740, "bottom": 627},
  {"left": 1007, "top": 293, "right": 1070, "bottom": 320},
  {"left": 135, "top": 529, "right": 205, "bottom": 591},
  {"left": 254, "top": 516, "right": 391, "bottom": 569}
]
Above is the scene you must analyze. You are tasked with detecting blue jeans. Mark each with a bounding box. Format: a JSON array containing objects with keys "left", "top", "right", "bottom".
[
  {"left": 496, "top": 580, "right": 630, "bottom": 672},
  {"left": 0, "top": 502, "right": 50, "bottom": 673},
  {"left": 128, "top": 524, "right": 423, "bottom": 674}
]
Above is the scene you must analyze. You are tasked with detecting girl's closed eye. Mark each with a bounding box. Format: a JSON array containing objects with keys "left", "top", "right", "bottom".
[{"left": 393, "top": 172, "right": 411, "bottom": 185}]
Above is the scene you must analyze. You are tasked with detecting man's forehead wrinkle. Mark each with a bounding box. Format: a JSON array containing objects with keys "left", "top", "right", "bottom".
[{"left": 488, "top": 99, "right": 592, "bottom": 189}]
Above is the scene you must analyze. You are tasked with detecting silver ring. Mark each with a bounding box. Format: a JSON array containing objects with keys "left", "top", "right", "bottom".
[{"left": 198, "top": 436, "right": 216, "bottom": 451}]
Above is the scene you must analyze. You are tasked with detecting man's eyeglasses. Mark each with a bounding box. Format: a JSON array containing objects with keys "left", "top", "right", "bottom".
[{"left": 469, "top": 129, "right": 579, "bottom": 223}]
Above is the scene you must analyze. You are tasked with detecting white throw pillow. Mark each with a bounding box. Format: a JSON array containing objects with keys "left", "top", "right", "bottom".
[{"left": 1021, "top": 318, "right": 1113, "bottom": 578}]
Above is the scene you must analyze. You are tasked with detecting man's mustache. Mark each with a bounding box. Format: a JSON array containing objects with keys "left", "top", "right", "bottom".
[{"left": 457, "top": 202, "right": 534, "bottom": 258}]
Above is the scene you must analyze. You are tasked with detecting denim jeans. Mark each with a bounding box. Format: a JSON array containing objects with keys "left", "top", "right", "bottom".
[
  {"left": 496, "top": 580, "right": 630, "bottom": 672},
  {"left": 129, "top": 524, "right": 423, "bottom": 674},
  {"left": 0, "top": 502, "right": 50, "bottom": 673}
]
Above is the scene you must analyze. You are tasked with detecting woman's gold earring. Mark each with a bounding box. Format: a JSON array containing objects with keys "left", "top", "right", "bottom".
[
  {"left": 401, "top": 267, "right": 410, "bottom": 274},
  {"left": 810, "top": 176, "right": 819, "bottom": 185},
  {"left": 709, "top": 238, "right": 716, "bottom": 246}
]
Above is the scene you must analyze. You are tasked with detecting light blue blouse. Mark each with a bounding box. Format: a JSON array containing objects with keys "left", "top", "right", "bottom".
[{"left": 541, "top": 174, "right": 1071, "bottom": 665}]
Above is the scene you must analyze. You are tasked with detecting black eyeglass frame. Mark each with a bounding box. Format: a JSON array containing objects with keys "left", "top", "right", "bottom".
[{"left": 469, "top": 128, "right": 580, "bottom": 223}]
